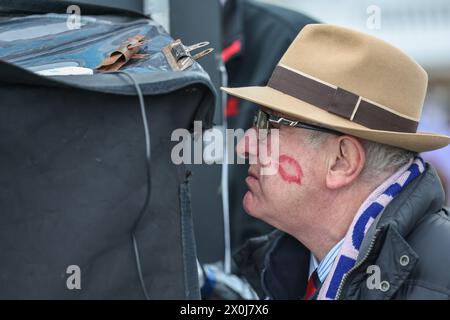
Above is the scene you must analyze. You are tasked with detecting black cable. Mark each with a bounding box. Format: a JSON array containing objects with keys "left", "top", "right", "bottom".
[{"left": 114, "top": 70, "right": 152, "bottom": 300}]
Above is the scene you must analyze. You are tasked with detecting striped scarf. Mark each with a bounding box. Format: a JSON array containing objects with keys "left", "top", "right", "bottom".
[{"left": 317, "top": 156, "right": 425, "bottom": 300}]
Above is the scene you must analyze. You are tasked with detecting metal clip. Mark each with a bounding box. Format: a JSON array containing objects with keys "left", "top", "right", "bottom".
[{"left": 163, "top": 39, "right": 214, "bottom": 71}]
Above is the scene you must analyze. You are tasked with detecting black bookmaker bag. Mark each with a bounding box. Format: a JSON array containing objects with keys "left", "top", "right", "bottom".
[{"left": 0, "top": 0, "right": 215, "bottom": 299}]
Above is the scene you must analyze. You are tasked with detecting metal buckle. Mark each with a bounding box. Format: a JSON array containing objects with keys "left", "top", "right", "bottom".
[{"left": 163, "top": 39, "right": 214, "bottom": 71}]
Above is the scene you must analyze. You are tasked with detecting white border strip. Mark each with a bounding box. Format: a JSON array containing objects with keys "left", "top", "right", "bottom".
[
  {"left": 350, "top": 96, "right": 362, "bottom": 121},
  {"left": 279, "top": 63, "right": 338, "bottom": 89}
]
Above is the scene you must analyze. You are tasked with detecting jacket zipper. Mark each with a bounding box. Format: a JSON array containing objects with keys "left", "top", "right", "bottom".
[{"left": 335, "top": 228, "right": 381, "bottom": 300}]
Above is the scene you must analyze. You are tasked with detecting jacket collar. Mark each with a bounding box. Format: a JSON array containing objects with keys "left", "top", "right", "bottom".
[
  {"left": 341, "top": 164, "right": 445, "bottom": 299},
  {"left": 222, "top": 0, "right": 244, "bottom": 62},
  {"left": 357, "top": 164, "right": 444, "bottom": 265},
  {"left": 376, "top": 164, "right": 444, "bottom": 236},
  {"left": 261, "top": 231, "right": 310, "bottom": 299}
]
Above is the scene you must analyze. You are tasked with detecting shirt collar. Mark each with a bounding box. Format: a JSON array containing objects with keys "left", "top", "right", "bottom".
[{"left": 309, "top": 238, "right": 344, "bottom": 283}]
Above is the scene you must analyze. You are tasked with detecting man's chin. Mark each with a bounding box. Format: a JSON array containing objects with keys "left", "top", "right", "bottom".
[{"left": 243, "top": 191, "right": 260, "bottom": 218}]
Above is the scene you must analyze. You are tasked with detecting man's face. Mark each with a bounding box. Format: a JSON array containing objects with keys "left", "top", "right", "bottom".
[{"left": 236, "top": 112, "right": 328, "bottom": 232}]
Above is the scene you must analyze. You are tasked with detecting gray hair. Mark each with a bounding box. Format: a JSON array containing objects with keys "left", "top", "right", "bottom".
[{"left": 306, "top": 131, "right": 417, "bottom": 179}]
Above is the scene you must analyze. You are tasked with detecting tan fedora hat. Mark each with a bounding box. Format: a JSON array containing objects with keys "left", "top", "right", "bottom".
[{"left": 221, "top": 24, "right": 450, "bottom": 152}]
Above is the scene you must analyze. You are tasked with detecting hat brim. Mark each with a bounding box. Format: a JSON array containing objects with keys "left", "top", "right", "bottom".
[{"left": 221, "top": 86, "right": 450, "bottom": 152}]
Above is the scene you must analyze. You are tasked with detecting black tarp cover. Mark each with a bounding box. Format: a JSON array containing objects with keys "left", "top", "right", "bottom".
[{"left": 0, "top": 0, "right": 215, "bottom": 299}]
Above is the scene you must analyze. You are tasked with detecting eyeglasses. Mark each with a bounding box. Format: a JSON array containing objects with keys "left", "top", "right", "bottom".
[{"left": 253, "top": 109, "right": 341, "bottom": 138}]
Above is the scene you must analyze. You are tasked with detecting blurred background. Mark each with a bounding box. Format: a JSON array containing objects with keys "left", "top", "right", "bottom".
[{"left": 65, "top": 0, "right": 450, "bottom": 263}]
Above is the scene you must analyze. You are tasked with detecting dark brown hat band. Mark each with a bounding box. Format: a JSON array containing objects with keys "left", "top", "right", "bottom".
[{"left": 268, "top": 65, "right": 418, "bottom": 133}]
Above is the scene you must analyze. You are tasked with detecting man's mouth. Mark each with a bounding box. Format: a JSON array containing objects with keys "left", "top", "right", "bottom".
[
  {"left": 247, "top": 168, "right": 259, "bottom": 180},
  {"left": 245, "top": 168, "right": 260, "bottom": 193}
]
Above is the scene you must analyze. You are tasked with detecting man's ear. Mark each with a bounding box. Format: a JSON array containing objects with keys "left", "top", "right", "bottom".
[{"left": 326, "top": 135, "right": 366, "bottom": 190}]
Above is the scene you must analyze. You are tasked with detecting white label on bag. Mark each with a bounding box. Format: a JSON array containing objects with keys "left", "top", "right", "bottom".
[{"left": 35, "top": 66, "right": 93, "bottom": 76}]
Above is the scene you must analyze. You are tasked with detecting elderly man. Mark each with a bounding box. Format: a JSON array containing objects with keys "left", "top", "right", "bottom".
[{"left": 221, "top": 24, "right": 450, "bottom": 300}]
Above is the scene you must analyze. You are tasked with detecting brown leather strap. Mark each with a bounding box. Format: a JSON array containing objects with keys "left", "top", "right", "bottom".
[{"left": 268, "top": 65, "right": 418, "bottom": 133}]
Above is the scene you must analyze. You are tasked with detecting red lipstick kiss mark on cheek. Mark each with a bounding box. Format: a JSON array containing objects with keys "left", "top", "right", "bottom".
[{"left": 278, "top": 155, "right": 303, "bottom": 185}]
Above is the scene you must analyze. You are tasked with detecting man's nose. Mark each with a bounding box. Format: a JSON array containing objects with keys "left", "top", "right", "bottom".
[{"left": 236, "top": 128, "right": 258, "bottom": 160}]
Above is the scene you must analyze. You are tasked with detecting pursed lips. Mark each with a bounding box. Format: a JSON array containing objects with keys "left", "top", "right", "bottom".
[
  {"left": 247, "top": 168, "right": 259, "bottom": 180},
  {"left": 245, "top": 167, "right": 260, "bottom": 191}
]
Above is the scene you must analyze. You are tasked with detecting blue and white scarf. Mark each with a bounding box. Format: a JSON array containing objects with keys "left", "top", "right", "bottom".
[{"left": 317, "top": 156, "right": 425, "bottom": 300}]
